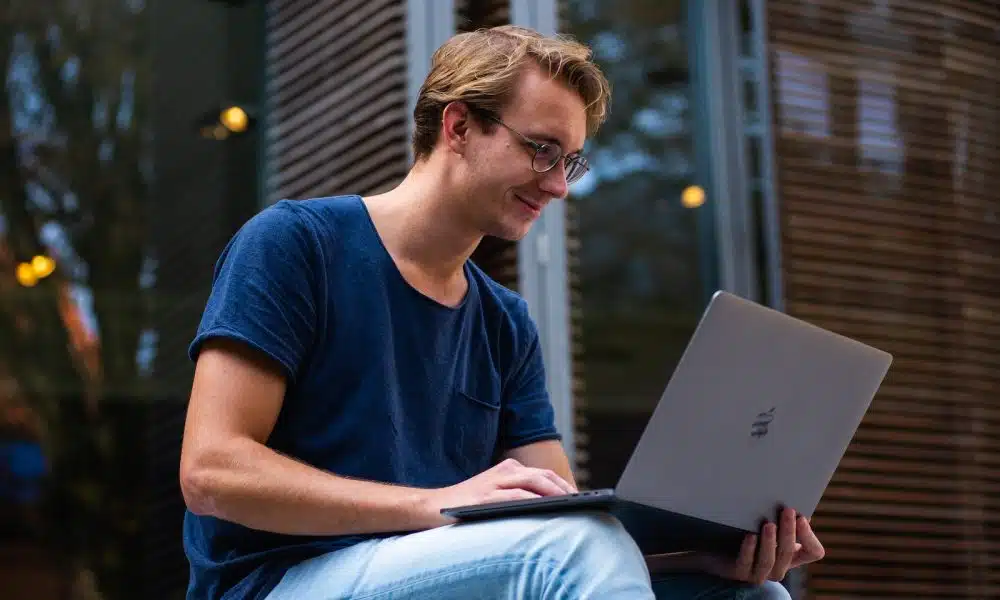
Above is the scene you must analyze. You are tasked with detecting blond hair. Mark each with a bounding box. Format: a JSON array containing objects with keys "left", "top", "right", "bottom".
[{"left": 412, "top": 25, "right": 610, "bottom": 160}]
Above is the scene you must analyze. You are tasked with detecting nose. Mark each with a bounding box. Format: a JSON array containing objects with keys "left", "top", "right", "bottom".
[{"left": 537, "top": 161, "right": 569, "bottom": 200}]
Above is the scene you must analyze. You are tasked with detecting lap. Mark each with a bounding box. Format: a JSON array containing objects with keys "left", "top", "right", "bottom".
[
  {"left": 267, "top": 511, "right": 644, "bottom": 600},
  {"left": 265, "top": 512, "right": 790, "bottom": 600}
]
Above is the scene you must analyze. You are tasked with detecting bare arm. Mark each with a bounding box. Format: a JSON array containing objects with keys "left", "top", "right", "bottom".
[
  {"left": 179, "top": 339, "right": 575, "bottom": 536},
  {"left": 179, "top": 338, "right": 444, "bottom": 536}
]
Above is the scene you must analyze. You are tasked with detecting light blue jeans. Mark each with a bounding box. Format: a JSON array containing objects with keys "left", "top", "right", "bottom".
[{"left": 266, "top": 511, "right": 791, "bottom": 599}]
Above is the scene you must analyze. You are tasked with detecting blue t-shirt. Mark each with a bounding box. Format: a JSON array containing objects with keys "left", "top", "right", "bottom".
[{"left": 183, "top": 195, "right": 561, "bottom": 600}]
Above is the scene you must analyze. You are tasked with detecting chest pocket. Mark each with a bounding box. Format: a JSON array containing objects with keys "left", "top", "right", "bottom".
[{"left": 444, "top": 385, "right": 502, "bottom": 478}]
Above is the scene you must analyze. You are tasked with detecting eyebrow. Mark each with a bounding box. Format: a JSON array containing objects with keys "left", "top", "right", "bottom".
[{"left": 526, "top": 131, "right": 583, "bottom": 155}]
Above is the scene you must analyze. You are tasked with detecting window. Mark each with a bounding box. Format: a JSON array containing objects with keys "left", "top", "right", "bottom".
[{"left": 564, "top": 0, "right": 715, "bottom": 489}]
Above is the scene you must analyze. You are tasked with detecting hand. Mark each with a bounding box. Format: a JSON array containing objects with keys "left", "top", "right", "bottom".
[
  {"left": 420, "top": 458, "right": 577, "bottom": 526},
  {"left": 696, "top": 508, "right": 825, "bottom": 585}
]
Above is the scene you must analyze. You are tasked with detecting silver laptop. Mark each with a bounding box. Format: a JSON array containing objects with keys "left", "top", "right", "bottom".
[{"left": 441, "top": 290, "right": 893, "bottom": 555}]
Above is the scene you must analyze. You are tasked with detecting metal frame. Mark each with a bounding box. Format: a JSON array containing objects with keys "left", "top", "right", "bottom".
[
  {"left": 405, "top": 0, "right": 456, "bottom": 163},
  {"left": 749, "top": 0, "right": 786, "bottom": 312},
  {"left": 510, "top": 0, "right": 576, "bottom": 467},
  {"left": 688, "top": 0, "right": 762, "bottom": 303}
]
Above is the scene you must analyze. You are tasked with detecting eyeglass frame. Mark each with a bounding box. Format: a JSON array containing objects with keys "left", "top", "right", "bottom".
[{"left": 466, "top": 105, "right": 590, "bottom": 185}]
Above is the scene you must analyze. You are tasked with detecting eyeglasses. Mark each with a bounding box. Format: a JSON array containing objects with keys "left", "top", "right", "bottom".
[{"left": 480, "top": 112, "right": 590, "bottom": 185}]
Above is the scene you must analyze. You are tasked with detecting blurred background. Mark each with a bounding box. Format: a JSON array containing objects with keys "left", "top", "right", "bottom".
[{"left": 0, "top": 1, "right": 996, "bottom": 599}]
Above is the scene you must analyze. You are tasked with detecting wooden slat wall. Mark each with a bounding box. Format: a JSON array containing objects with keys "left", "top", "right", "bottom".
[
  {"left": 265, "top": 0, "right": 409, "bottom": 201},
  {"left": 766, "top": 1, "right": 1000, "bottom": 598},
  {"left": 565, "top": 192, "right": 590, "bottom": 485}
]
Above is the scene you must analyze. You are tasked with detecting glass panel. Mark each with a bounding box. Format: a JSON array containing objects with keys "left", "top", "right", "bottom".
[
  {"left": 0, "top": 2, "right": 264, "bottom": 598},
  {"left": 564, "top": 0, "right": 716, "bottom": 489}
]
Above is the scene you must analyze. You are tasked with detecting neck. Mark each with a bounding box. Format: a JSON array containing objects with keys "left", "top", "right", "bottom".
[{"left": 363, "top": 158, "right": 482, "bottom": 281}]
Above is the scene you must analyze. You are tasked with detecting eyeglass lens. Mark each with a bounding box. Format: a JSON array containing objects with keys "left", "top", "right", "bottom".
[{"left": 533, "top": 144, "right": 588, "bottom": 184}]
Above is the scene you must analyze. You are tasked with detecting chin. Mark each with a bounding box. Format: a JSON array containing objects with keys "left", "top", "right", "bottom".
[{"left": 489, "top": 222, "right": 533, "bottom": 242}]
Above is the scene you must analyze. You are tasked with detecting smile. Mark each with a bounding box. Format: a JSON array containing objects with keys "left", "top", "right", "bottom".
[{"left": 515, "top": 194, "right": 542, "bottom": 215}]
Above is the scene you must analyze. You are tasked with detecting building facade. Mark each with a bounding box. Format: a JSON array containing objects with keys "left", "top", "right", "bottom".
[
  {"left": 0, "top": 1, "right": 997, "bottom": 599},
  {"left": 765, "top": 2, "right": 1000, "bottom": 598}
]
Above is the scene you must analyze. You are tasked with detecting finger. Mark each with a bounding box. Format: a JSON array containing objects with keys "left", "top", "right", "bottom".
[
  {"left": 492, "top": 458, "right": 523, "bottom": 472},
  {"left": 733, "top": 533, "right": 758, "bottom": 580},
  {"left": 793, "top": 516, "right": 826, "bottom": 566},
  {"left": 531, "top": 467, "right": 576, "bottom": 494},
  {"left": 772, "top": 508, "right": 798, "bottom": 579},
  {"left": 499, "top": 471, "right": 567, "bottom": 497},
  {"left": 485, "top": 488, "right": 540, "bottom": 503},
  {"left": 752, "top": 522, "right": 777, "bottom": 585}
]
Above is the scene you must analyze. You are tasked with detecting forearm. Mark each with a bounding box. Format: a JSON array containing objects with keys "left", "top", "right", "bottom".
[{"left": 181, "top": 438, "right": 441, "bottom": 536}]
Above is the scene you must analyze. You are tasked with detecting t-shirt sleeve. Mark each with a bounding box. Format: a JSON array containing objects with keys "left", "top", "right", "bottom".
[
  {"left": 499, "top": 312, "right": 563, "bottom": 451},
  {"left": 188, "top": 202, "right": 318, "bottom": 382}
]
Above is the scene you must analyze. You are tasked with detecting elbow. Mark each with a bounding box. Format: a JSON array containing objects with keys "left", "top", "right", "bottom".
[{"left": 180, "top": 455, "right": 222, "bottom": 517}]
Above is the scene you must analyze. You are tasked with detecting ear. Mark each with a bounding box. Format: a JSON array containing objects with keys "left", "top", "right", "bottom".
[{"left": 441, "top": 101, "right": 473, "bottom": 155}]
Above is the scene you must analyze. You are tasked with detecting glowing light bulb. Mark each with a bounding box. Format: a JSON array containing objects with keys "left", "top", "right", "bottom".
[
  {"left": 220, "top": 106, "right": 249, "bottom": 133},
  {"left": 681, "top": 185, "right": 705, "bottom": 209}
]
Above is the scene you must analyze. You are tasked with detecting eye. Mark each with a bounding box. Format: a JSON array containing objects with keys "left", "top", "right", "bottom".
[{"left": 534, "top": 144, "right": 561, "bottom": 162}]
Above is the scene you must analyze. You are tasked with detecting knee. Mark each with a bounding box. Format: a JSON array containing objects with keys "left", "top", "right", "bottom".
[
  {"left": 753, "top": 581, "right": 793, "bottom": 600},
  {"left": 529, "top": 511, "right": 642, "bottom": 561},
  {"left": 520, "top": 511, "right": 654, "bottom": 598}
]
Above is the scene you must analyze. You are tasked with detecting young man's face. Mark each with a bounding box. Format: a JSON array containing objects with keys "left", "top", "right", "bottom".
[{"left": 462, "top": 65, "right": 588, "bottom": 241}]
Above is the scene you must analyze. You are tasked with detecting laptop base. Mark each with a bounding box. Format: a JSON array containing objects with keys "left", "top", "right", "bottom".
[
  {"left": 440, "top": 492, "right": 750, "bottom": 559},
  {"left": 611, "top": 500, "right": 748, "bottom": 558},
  {"left": 439, "top": 488, "right": 617, "bottom": 521}
]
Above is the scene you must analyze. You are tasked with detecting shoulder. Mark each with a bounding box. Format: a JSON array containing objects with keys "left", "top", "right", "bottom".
[
  {"left": 230, "top": 195, "right": 364, "bottom": 252},
  {"left": 213, "top": 196, "right": 365, "bottom": 284},
  {"left": 276, "top": 194, "right": 365, "bottom": 220},
  {"left": 250, "top": 195, "right": 363, "bottom": 233}
]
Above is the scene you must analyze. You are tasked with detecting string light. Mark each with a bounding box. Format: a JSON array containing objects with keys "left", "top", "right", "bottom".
[
  {"left": 14, "top": 254, "right": 56, "bottom": 287},
  {"left": 31, "top": 254, "right": 56, "bottom": 278},
  {"left": 15, "top": 263, "right": 38, "bottom": 287}
]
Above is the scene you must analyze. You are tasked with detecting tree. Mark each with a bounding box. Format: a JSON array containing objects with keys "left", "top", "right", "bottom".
[{"left": 0, "top": 1, "right": 151, "bottom": 598}]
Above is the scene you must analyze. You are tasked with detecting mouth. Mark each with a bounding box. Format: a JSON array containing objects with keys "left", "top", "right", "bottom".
[{"left": 514, "top": 194, "right": 543, "bottom": 216}]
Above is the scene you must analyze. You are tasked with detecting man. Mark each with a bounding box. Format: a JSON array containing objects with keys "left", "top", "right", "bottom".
[{"left": 179, "top": 25, "right": 824, "bottom": 600}]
